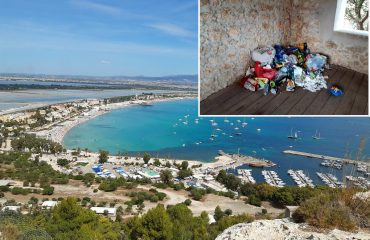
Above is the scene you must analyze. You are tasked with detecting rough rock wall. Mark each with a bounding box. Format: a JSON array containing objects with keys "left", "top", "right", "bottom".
[
  {"left": 215, "top": 218, "right": 370, "bottom": 240},
  {"left": 200, "top": 0, "right": 291, "bottom": 100},
  {"left": 200, "top": 0, "right": 369, "bottom": 100},
  {"left": 290, "top": 0, "right": 368, "bottom": 75}
]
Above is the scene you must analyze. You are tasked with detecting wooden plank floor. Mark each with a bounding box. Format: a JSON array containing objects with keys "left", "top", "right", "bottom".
[{"left": 200, "top": 66, "right": 368, "bottom": 115}]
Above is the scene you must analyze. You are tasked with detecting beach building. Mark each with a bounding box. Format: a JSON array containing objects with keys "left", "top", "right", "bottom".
[
  {"left": 2, "top": 206, "right": 21, "bottom": 212},
  {"left": 90, "top": 207, "right": 117, "bottom": 218},
  {"left": 27, "top": 118, "right": 37, "bottom": 125},
  {"left": 0, "top": 180, "right": 16, "bottom": 187},
  {"left": 39, "top": 110, "right": 46, "bottom": 116},
  {"left": 41, "top": 201, "right": 58, "bottom": 210}
]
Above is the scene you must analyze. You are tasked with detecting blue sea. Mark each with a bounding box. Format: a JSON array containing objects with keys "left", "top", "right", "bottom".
[{"left": 63, "top": 99, "right": 370, "bottom": 185}]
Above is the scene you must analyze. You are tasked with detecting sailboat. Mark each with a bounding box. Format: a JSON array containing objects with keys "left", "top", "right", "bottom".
[
  {"left": 288, "top": 128, "right": 298, "bottom": 139},
  {"left": 312, "top": 130, "right": 321, "bottom": 140}
]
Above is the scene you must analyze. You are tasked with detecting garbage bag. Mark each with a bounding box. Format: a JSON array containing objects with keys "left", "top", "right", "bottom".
[
  {"left": 305, "top": 54, "right": 327, "bottom": 74},
  {"left": 254, "top": 62, "right": 277, "bottom": 80},
  {"left": 293, "top": 66, "right": 305, "bottom": 87},
  {"left": 252, "top": 46, "right": 276, "bottom": 65},
  {"left": 274, "top": 66, "right": 289, "bottom": 83},
  {"left": 274, "top": 44, "right": 288, "bottom": 65},
  {"left": 287, "top": 54, "right": 298, "bottom": 65}
]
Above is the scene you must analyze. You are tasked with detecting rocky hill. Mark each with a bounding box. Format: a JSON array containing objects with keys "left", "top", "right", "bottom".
[{"left": 216, "top": 218, "right": 370, "bottom": 240}]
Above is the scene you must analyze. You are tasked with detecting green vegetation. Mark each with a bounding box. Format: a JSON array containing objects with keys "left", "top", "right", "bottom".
[
  {"left": 11, "top": 187, "right": 34, "bottom": 195},
  {"left": 11, "top": 134, "right": 64, "bottom": 154},
  {"left": 177, "top": 161, "right": 193, "bottom": 179},
  {"left": 0, "top": 151, "right": 69, "bottom": 190},
  {"left": 143, "top": 152, "right": 151, "bottom": 164},
  {"left": 42, "top": 186, "right": 55, "bottom": 195},
  {"left": 125, "top": 190, "right": 166, "bottom": 206},
  {"left": 190, "top": 187, "right": 207, "bottom": 201},
  {"left": 57, "top": 158, "right": 69, "bottom": 167},
  {"left": 0, "top": 197, "right": 121, "bottom": 240},
  {"left": 184, "top": 199, "right": 192, "bottom": 206},
  {"left": 160, "top": 169, "right": 173, "bottom": 184},
  {"left": 98, "top": 150, "right": 109, "bottom": 164},
  {"left": 123, "top": 203, "right": 253, "bottom": 240},
  {"left": 293, "top": 188, "right": 370, "bottom": 231}
]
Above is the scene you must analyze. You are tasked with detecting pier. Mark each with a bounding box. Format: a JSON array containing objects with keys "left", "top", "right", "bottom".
[
  {"left": 316, "top": 172, "right": 344, "bottom": 188},
  {"left": 237, "top": 169, "right": 256, "bottom": 184},
  {"left": 283, "top": 150, "right": 370, "bottom": 167},
  {"left": 287, "top": 170, "right": 314, "bottom": 188},
  {"left": 219, "top": 150, "right": 276, "bottom": 168},
  {"left": 262, "top": 170, "right": 285, "bottom": 187}
]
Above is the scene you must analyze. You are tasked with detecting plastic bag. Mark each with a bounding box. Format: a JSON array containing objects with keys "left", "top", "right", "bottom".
[
  {"left": 252, "top": 47, "right": 276, "bottom": 65},
  {"left": 255, "top": 62, "right": 277, "bottom": 80},
  {"left": 305, "top": 54, "right": 327, "bottom": 74},
  {"left": 293, "top": 66, "right": 305, "bottom": 87},
  {"left": 274, "top": 44, "right": 288, "bottom": 65}
]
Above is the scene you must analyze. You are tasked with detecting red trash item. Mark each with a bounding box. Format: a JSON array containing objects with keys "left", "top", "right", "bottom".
[
  {"left": 240, "top": 76, "right": 249, "bottom": 86},
  {"left": 254, "top": 61, "right": 277, "bottom": 80}
]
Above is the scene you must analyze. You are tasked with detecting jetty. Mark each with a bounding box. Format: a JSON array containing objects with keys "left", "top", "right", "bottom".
[
  {"left": 262, "top": 170, "right": 285, "bottom": 187},
  {"left": 316, "top": 172, "right": 344, "bottom": 188},
  {"left": 283, "top": 150, "right": 370, "bottom": 167},
  {"left": 237, "top": 169, "right": 256, "bottom": 184},
  {"left": 288, "top": 170, "right": 314, "bottom": 188},
  {"left": 219, "top": 150, "right": 276, "bottom": 168}
]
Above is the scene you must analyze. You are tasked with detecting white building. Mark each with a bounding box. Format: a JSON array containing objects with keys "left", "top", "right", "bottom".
[
  {"left": 90, "top": 207, "right": 116, "bottom": 217},
  {"left": 41, "top": 201, "right": 58, "bottom": 210},
  {"left": 2, "top": 206, "right": 21, "bottom": 212}
]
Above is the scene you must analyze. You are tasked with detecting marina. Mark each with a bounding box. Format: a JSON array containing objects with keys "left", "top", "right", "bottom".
[
  {"left": 320, "top": 160, "right": 343, "bottom": 169},
  {"left": 316, "top": 172, "right": 344, "bottom": 188},
  {"left": 237, "top": 169, "right": 256, "bottom": 184},
  {"left": 287, "top": 170, "right": 314, "bottom": 187},
  {"left": 261, "top": 170, "right": 286, "bottom": 187},
  {"left": 346, "top": 176, "right": 370, "bottom": 189}
]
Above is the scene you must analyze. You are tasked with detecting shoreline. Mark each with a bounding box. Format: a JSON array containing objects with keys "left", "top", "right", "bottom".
[{"left": 33, "top": 96, "right": 196, "bottom": 145}]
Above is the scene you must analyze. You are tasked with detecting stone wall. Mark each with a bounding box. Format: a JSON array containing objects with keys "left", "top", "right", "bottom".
[
  {"left": 200, "top": 0, "right": 291, "bottom": 100},
  {"left": 290, "top": 0, "right": 368, "bottom": 75},
  {"left": 200, "top": 0, "right": 369, "bottom": 100}
]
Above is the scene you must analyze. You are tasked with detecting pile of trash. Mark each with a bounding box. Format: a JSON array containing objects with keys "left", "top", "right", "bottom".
[{"left": 241, "top": 43, "right": 329, "bottom": 95}]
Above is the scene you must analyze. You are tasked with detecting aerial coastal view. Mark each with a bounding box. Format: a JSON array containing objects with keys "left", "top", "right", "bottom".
[{"left": 0, "top": 0, "right": 369, "bottom": 240}]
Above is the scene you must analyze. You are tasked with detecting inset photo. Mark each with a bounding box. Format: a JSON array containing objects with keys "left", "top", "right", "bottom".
[{"left": 199, "top": 0, "right": 369, "bottom": 116}]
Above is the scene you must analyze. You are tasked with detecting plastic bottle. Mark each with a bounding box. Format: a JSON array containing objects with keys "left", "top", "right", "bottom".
[{"left": 263, "top": 81, "right": 270, "bottom": 96}]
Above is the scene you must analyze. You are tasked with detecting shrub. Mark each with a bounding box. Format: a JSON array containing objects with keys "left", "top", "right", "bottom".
[
  {"left": 11, "top": 187, "right": 31, "bottom": 195},
  {"left": 184, "top": 199, "right": 192, "bottom": 206},
  {"left": 150, "top": 195, "right": 159, "bottom": 202},
  {"left": 42, "top": 186, "right": 54, "bottom": 195},
  {"left": 248, "top": 194, "right": 261, "bottom": 207}
]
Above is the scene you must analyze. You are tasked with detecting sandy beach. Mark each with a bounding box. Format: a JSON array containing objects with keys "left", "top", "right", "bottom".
[{"left": 33, "top": 96, "right": 195, "bottom": 144}]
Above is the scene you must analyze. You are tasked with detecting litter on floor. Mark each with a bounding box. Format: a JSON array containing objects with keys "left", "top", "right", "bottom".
[{"left": 240, "top": 43, "right": 332, "bottom": 95}]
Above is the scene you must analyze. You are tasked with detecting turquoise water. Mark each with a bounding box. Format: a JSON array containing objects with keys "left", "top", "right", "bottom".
[
  {"left": 64, "top": 99, "right": 370, "bottom": 185},
  {"left": 146, "top": 170, "right": 160, "bottom": 176}
]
